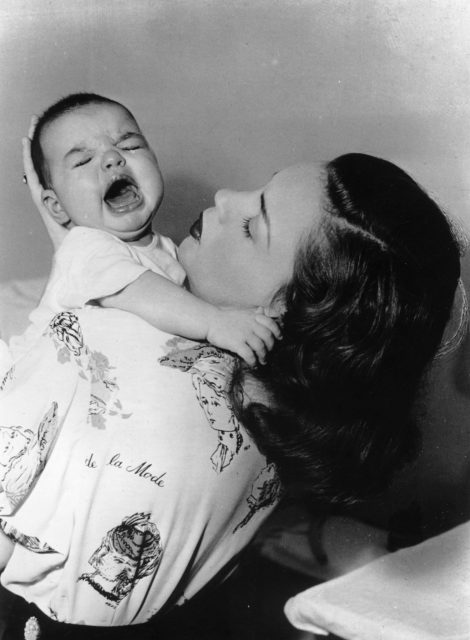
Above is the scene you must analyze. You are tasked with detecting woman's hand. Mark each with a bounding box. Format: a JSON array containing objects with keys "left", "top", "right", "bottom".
[{"left": 23, "top": 116, "right": 68, "bottom": 251}]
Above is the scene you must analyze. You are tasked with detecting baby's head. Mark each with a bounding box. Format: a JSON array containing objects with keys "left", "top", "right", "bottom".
[{"left": 31, "top": 93, "right": 163, "bottom": 243}]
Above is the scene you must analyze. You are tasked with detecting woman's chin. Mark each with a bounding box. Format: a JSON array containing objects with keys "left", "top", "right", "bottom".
[{"left": 177, "top": 235, "right": 195, "bottom": 263}]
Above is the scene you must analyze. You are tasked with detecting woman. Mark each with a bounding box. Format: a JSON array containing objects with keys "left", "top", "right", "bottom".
[{"left": 0, "top": 155, "right": 460, "bottom": 638}]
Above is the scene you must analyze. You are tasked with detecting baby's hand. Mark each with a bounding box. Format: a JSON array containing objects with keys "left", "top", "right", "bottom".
[{"left": 207, "top": 307, "right": 282, "bottom": 366}]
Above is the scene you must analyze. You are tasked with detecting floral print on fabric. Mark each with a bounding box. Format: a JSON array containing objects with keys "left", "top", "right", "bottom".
[
  {"left": 234, "top": 463, "right": 282, "bottom": 532},
  {"left": 0, "top": 518, "right": 55, "bottom": 552},
  {"left": 160, "top": 340, "right": 242, "bottom": 472},
  {"left": 50, "top": 311, "right": 84, "bottom": 356},
  {"left": 78, "top": 512, "right": 163, "bottom": 607},
  {"left": 48, "top": 312, "right": 132, "bottom": 429},
  {"left": 86, "top": 350, "right": 132, "bottom": 429},
  {"left": 0, "top": 366, "right": 15, "bottom": 393},
  {"left": 0, "top": 402, "right": 59, "bottom": 514}
]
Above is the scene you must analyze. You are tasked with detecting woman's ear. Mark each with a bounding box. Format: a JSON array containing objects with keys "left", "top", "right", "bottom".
[{"left": 41, "top": 189, "right": 70, "bottom": 226}]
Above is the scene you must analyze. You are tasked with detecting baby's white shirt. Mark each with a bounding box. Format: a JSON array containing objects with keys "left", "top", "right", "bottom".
[{"left": 10, "top": 227, "right": 186, "bottom": 359}]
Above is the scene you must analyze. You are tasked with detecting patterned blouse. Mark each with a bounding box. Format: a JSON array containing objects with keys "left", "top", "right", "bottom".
[{"left": 0, "top": 307, "right": 280, "bottom": 624}]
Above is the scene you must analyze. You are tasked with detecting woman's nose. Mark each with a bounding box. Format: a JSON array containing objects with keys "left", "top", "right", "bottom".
[
  {"left": 214, "top": 189, "right": 241, "bottom": 222},
  {"left": 101, "top": 149, "right": 125, "bottom": 171},
  {"left": 214, "top": 189, "right": 232, "bottom": 209},
  {"left": 215, "top": 188, "right": 254, "bottom": 221}
]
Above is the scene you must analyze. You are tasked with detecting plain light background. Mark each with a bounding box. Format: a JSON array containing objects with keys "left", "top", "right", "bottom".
[
  {"left": 1, "top": 0, "right": 470, "bottom": 282},
  {"left": 0, "top": 0, "right": 469, "bottom": 531}
]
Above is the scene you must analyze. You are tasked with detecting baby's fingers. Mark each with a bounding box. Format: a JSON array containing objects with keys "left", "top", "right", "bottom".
[
  {"left": 251, "top": 322, "right": 275, "bottom": 352},
  {"left": 237, "top": 343, "right": 257, "bottom": 367},
  {"left": 246, "top": 334, "right": 268, "bottom": 365},
  {"left": 255, "top": 312, "right": 282, "bottom": 340}
]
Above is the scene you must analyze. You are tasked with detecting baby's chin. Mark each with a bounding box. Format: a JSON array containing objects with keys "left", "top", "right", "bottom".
[
  {"left": 103, "top": 209, "right": 156, "bottom": 244},
  {"left": 69, "top": 219, "right": 153, "bottom": 245},
  {"left": 110, "top": 224, "right": 154, "bottom": 245}
]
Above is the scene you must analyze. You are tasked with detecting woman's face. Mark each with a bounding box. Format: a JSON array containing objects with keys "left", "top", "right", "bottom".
[{"left": 178, "top": 164, "right": 323, "bottom": 308}]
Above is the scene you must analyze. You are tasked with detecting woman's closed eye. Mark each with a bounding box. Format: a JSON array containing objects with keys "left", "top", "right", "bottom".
[{"left": 242, "top": 217, "right": 252, "bottom": 239}]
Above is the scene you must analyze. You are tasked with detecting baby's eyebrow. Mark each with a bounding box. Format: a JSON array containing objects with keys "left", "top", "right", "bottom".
[
  {"left": 64, "top": 145, "right": 88, "bottom": 161},
  {"left": 115, "top": 131, "right": 146, "bottom": 143}
]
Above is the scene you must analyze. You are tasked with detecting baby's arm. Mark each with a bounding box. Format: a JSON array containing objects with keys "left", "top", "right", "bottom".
[{"left": 100, "top": 271, "right": 281, "bottom": 365}]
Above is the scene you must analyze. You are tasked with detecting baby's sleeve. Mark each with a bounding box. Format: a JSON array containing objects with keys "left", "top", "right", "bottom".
[{"left": 52, "top": 227, "right": 151, "bottom": 309}]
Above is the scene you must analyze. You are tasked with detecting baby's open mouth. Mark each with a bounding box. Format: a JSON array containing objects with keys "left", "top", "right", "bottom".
[{"left": 104, "top": 177, "right": 143, "bottom": 213}]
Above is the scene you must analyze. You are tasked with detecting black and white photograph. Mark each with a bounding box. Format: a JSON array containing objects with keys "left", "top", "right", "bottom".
[{"left": 0, "top": 1, "right": 469, "bottom": 638}]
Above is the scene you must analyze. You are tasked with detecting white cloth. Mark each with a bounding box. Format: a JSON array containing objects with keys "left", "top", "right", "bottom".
[
  {"left": 0, "top": 278, "right": 46, "bottom": 380},
  {"left": 284, "top": 521, "right": 470, "bottom": 640},
  {"left": 9, "top": 226, "right": 186, "bottom": 359},
  {"left": 0, "top": 277, "right": 46, "bottom": 343},
  {"left": 0, "top": 307, "right": 281, "bottom": 623}
]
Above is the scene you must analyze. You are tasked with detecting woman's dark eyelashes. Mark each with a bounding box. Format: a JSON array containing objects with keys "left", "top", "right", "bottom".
[{"left": 242, "top": 217, "right": 252, "bottom": 238}]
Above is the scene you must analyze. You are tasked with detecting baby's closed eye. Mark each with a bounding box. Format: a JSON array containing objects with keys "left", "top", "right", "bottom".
[{"left": 74, "top": 156, "right": 92, "bottom": 168}]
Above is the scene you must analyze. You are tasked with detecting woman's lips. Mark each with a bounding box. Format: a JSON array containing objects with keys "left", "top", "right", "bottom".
[{"left": 189, "top": 212, "right": 204, "bottom": 241}]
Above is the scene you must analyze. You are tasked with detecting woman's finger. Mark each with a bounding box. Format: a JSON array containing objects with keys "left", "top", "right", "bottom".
[
  {"left": 23, "top": 116, "right": 41, "bottom": 198},
  {"left": 22, "top": 137, "right": 42, "bottom": 204},
  {"left": 28, "top": 115, "right": 39, "bottom": 140},
  {"left": 22, "top": 127, "right": 69, "bottom": 249}
]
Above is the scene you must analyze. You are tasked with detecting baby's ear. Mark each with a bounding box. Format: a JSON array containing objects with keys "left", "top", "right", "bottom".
[{"left": 41, "top": 189, "right": 70, "bottom": 226}]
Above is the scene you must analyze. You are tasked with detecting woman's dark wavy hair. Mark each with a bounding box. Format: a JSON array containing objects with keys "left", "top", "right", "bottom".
[{"left": 232, "top": 153, "right": 460, "bottom": 507}]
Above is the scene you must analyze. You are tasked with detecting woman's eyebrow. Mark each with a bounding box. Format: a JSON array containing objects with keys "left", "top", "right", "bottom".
[{"left": 260, "top": 192, "right": 271, "bottom": 246}]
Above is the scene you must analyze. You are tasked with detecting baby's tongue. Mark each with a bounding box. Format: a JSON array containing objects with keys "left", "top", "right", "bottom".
[{"left": 105, "top": 183, "right": 141, "bottom": 212}]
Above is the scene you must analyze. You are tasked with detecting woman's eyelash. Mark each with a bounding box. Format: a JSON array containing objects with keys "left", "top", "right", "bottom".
[{"left": 242, "top": 218, "right": 252, "bottom": 238}]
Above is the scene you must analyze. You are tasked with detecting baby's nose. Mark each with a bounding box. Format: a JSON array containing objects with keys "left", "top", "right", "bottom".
[{"left": 101, "top": 149, "right": 125, "bottom": 171}]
